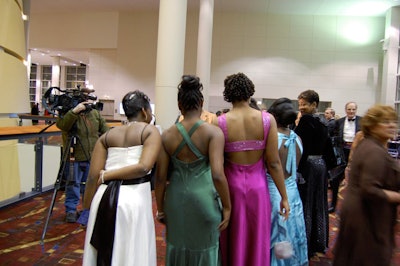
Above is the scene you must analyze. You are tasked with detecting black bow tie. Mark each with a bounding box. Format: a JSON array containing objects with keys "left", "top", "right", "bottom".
[{"left": 347, "top": 118, "right": 355, "bottom": 122}]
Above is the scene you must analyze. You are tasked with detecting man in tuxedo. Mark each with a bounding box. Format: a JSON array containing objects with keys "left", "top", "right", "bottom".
[{"left": 330, "top": 102, "right": 361, "bottom": 213}]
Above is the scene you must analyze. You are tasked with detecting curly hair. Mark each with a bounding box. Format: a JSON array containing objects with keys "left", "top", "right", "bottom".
[
  {"left": 122, "top": 90, "right": 151, "bottom": 119},
  {"left": 297, "top": 89, "right": 319, "bottom": 107},
  {"left": 177, "top": 75, "right": 204, "bottom": 112},
  {"left": 268, "top": 98, "right": 297, "bottom": 127},
  {"left": 361, "top": 104, "right": 397, "bottom": 137},
  {"left": 223, "top": 73, "right": 255, "bottom": 103}
]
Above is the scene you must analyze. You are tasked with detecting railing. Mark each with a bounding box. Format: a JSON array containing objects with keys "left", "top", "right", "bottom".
[
  {"left": 0, "top": 123, "right": 62, "bottom": 208},
  {"left": 0, "top": 116, "right": 122, "bottom": 208}
]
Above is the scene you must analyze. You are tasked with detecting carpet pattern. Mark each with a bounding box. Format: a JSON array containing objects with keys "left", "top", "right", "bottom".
[{"left": 0, "top": 186, "right": 399, "bottom": 265}]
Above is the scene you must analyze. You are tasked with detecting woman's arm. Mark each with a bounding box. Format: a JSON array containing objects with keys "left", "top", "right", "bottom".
[
  {"left": 382, "top": 189, "right": 400, "bottom": 203},
  {"left": 154, "top": 138, "right": 170, "bottom": 224},
  {"left": 209, "top": 127, "right": 231, "bottom": 231},
  {"left": 265, "top": 114, "right": 290, "bottom": 220},
  {"left": 82, "top": 136, "right": 107, "bottom": 209},
  {"left": 359, "top": 145, "right": 395, "bottom": 202}
]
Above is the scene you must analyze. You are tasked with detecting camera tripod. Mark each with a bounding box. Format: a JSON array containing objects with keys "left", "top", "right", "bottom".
[{"left": 40, "top": 126, "right": 89, "bottom": 243}]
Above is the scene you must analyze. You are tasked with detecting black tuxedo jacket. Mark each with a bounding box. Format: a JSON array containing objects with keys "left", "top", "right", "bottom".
[{"left": 334, "top": 115, "right": 362, "bottom": 143}]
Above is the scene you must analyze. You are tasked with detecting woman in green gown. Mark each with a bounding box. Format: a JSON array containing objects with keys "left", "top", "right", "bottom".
[{"left": 155, "top": 75, "right": 231, "bottom": 266}]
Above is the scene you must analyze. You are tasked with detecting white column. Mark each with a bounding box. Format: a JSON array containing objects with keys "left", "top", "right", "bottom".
[
  {"left": 196, "top": 0, "right": 214, "bottom": 110},
  {"left": 22, "top": 0, "right": 30, "bottom": 56},
  {"left": 51, "top": 56, "right": 61, "bottom": 87},
  {"left": 381, "top": 7, "right": 400, "bottom": 105},
  {"left": 155, "top": 0, "right": 188, "bottom": 130}
]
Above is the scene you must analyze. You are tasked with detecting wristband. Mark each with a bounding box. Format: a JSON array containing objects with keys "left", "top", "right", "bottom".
[{"left": 100, "top": 170, "right": 106, "bottom": 184}]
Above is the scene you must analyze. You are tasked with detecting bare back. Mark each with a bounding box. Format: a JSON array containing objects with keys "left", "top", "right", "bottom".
[
  {"left": 162, "top": 120, "right": 219, "bottom": 162},
  {"left": 220, "top": 106, "right": 266, "bottom": 165},
  {"left": 101, "top": 122, "right": 149, "bottom": 148}
]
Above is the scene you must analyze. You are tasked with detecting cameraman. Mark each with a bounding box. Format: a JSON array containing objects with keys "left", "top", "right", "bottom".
[{"left": 56, "top": 100, "right": 109, "bottom": 223}]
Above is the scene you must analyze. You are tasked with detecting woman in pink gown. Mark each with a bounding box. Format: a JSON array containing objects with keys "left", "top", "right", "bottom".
[{"left": 213, "top": 73, "right": 289, "bottom": 266}]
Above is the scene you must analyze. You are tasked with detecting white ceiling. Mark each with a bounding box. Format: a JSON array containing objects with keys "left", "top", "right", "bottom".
[{"left": 29, "top": 0, "right": 400, "bottom": 66}]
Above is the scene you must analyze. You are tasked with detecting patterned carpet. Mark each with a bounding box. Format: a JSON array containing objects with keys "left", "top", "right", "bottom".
[{"left": 0, "top": 186, "right": 399, "bottom": 265}]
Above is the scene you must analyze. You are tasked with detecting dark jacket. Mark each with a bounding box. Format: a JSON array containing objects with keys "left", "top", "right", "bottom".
[
  {"left": 326, "top": 118, "right": 336, "bottom": 137},
  {"left": 56, "top": 109, "right": 109, "bottom": 161},
  {"left": 334, "top": 116, "right": 361, "bottom": 143},
  {"left": 294, "top": 114, "right": 330, "bottom": 172}
]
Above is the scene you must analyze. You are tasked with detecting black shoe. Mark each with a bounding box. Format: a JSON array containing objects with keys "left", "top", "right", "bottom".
[
  {"left": 65, "top": 212, "right": 77, "bottom": 223},
  {"left": 328, "top": 206, "right": 336, "bottom": 213}
]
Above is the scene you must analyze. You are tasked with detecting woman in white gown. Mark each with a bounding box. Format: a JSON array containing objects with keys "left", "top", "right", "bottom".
[{"left": 82, "top": 90, "right": 161, "bottom": 266}]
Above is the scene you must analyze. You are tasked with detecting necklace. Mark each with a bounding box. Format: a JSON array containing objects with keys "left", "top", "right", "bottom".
[{"left": 126, "top": 121, "right": 138, "bottom": 126}]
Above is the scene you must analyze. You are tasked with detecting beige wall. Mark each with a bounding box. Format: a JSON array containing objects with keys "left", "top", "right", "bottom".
[
  {"left": 29, "top": 10, "right": 386, "bottom": 121},
  {"left": 29, "top": 12, "right": 119, "bottom": 49},
  {"left": 0, "top": 0, "right": 29, "bottom": 114},
  {"left": 210, "top": 13, "right": 384, "bottom": 116}
]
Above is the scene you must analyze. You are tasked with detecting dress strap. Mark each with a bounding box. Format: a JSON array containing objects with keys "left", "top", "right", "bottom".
[
  {"left": 262, "top": 111, "right": 271, "bottom": 142},
  {"left": 217, "top": 114, "right": 228, "bottom": 141},
  {"left": 140, "top": 124, "right": 149, "bottom": 145},
  {"left": 173, "top": 120, "right": 204, "bottom": 158}
]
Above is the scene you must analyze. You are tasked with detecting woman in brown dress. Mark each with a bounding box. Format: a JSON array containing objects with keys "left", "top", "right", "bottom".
[{"left": 333, "top": 104, "right": 400, "bottom": 266}]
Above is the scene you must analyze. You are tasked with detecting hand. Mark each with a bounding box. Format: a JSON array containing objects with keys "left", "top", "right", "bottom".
[
  {"left": 77, "top": 209, "right": 90, "bottom": 226},
  {"left": 279, "top": 199, "right": 290, "bottom": 221},
  {"left": 218, "top": 207, "right": 231, "bottom": 231},
  {"left": 156, "top": 211, "right": 166, "bottom": 224},
  {"left": 72, "top": 102, "right": 88, "bottom": 114}
]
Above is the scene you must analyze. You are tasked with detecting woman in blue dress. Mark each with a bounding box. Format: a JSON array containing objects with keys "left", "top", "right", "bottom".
[{"left": 267, "top": 98, "right": 308, "bottom": 266}]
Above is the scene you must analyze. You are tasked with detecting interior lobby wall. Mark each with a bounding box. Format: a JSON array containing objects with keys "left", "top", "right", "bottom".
[{"left": 29, "top": 10, "right": 386, "bottom": 119}]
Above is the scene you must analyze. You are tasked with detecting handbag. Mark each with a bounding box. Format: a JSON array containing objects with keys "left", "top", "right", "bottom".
[
  {"left": 324, "top": 136, "right": 347, "bottom": 170},
  {"left": 274, "top": 217, "right": 294, "bottom": 259},
  {"left": 328, "top": 164, "right": 346, "bottom": 182}
]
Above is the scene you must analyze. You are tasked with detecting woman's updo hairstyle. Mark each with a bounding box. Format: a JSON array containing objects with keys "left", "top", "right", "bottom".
[
  {"left": 223, "top": 72, "right": 255, "bottom": 103},
  {"left": 177, "top": 75, "right": 204, "bottom": 112},
  {"left": 268, "top": 97, "right": 297, "bottom": 127},
  {"left": 122, "top": 90, "right": 151, "bottom": 119}
]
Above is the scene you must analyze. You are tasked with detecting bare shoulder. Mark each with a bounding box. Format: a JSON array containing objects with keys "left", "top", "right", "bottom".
[
  {"left": 145, "top": 124, "right": 161, "bottom": 136},
  {"left": 161, "top": 124, "right": 177, "bottom": 141},
  {"left": 201, "top": 122, "right": 224, "bottom": 139}
]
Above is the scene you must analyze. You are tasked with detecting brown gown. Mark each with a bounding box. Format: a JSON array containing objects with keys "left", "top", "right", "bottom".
[{"left": 333, "top": 137, "right": 400, "bottom": 266}]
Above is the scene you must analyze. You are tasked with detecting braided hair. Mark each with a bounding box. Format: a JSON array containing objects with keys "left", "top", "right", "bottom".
[
  {"left": 223, "top": 72, "right": 255, "bottom": 103},
  {"left": 177, "top": 75, "right": 204, "bottom": 112},
  {"left": 122, "top": 90, "right": 151, "bottom": 119},
  {"left": 268, "top": 98, "right": 297, "bottom": 127}
]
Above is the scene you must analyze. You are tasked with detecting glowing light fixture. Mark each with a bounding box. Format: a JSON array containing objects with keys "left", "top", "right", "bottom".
[
  {"left": 344, "top": 1, "right": 391, "bottom": 16},
  {"left": 340, "top": 21, "right": 371, "bottom": 44}
]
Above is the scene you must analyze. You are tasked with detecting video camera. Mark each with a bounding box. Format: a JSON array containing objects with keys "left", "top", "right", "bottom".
[{"left": 42, "top": 85, "right": 103, "bottom": 117}]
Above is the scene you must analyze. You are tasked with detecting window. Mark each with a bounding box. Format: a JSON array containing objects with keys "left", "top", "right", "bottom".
[
  {"left": 29, "top": 64, "right": 38, "bottom": 104},
  {"left": 66, "top": 66, "right": 86, "bottom": 89},
  {"left": 41, "top": 65, "right": 52, "bottom": 97}
]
